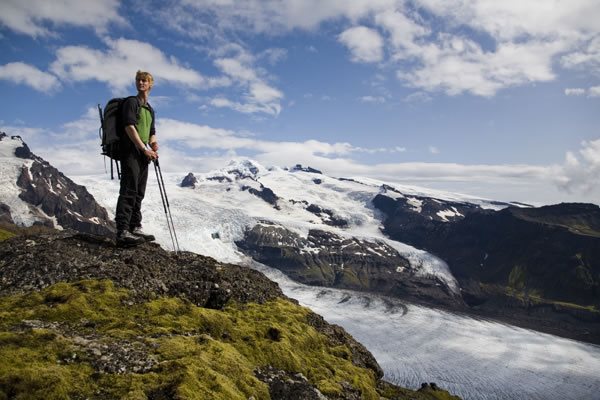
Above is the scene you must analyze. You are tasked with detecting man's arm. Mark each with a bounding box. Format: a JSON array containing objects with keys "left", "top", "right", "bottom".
[
  {"left": 149, "top": 134, "right": 158, "bottom": 151},
  {"left": 125, "top": 125, "right": 157, "bottom": 159}
]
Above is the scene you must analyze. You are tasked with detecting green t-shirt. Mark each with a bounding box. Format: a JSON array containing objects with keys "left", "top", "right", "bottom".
[{"left": 136, "top": 106, "right": 153, "bottom": 144}]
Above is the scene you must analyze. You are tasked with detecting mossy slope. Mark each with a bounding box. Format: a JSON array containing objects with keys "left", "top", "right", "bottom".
[
  {"left": 0, "top": 229, "right": 459, "bottom": 399},
  {"left": 0, "top": 280, "right": 458, "bottom": 400}
]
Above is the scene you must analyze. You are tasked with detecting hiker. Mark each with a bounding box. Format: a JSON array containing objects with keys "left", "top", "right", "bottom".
[{"left": 115, "top": 70, "right": 159, "bottom": 246}]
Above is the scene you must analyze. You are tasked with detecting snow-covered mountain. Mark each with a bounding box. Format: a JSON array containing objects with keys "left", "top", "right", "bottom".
[
  {"left": 3, "top": 138, "right": 600, "bottom": 400},
  {"left": 0, "top": 133, "right": 113, "bottom": 235},
  {"left": 176, "top": 159, "right": 513, "bottom": 293}
]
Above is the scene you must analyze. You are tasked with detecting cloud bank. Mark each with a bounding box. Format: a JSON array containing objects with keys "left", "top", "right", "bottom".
[{"left": 4, "top": 112, "right": 598, "bottom": 206}]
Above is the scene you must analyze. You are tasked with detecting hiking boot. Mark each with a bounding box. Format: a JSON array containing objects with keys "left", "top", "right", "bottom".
[
  {"left": 130, "top": 227, "right": 155, "bottom": 242},
  {"left": 116, "top": 230, "right": 145, "bottom": 247}
]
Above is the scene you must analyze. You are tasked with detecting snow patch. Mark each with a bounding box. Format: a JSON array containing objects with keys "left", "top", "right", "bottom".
[
  {"left": 406, "top": 197, "right": 423, "bottom": 213},
  {"left": 437, "top": 206, "right": 463, "bottom": 222}
]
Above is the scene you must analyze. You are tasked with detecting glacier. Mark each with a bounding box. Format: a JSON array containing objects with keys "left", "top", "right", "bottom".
[{"left": 68, "top": 164, "right": 600, "bottom": 400}]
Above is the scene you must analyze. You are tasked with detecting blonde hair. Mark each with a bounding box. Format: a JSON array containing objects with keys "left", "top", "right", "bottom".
[{"left": 135, "top": 70, "right": 154, "bottom": 89}]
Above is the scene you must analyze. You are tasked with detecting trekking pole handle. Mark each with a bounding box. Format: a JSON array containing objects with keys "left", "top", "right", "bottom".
[{"left": 97, "top": 104, "right": 104, "bottom": 139}]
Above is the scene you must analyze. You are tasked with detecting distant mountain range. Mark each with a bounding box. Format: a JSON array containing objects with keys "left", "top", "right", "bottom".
[{"left": 1, "top": 132, "right": 599, "bottom": 344}]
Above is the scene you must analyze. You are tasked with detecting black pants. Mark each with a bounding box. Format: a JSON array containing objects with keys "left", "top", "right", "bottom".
[{"left": 115, "top": 149, "right": 149, "bottom": 232}]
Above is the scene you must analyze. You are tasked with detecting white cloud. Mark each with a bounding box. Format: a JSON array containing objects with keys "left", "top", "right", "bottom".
[
  {"left": 215, "top": 58, "right": 258, "bottom": 83},
  {"left": 0, "top": 0, "right": 125, "bottom": 37},
  {"left": 588, "top": 86, "right": 600, "bottom": 97},
  {"left": 0, "top": 62, "right": 60, "bottom": 92},
  {"left": 375, "top": 8, "right": 429, "bottom": 59},
  {"left": 403, "top": 91, "right": 432, "bottom": 103},
  {"left": 49, "top": 38, "right": 207, "bottom": 94},
  {"left": 404, "top": 0, "right": 600, "bottom": 95},
  {"left": 415, "top": 0, "right": 598, "bottom": 41},
  {"left": 5, "top": 114, "right": 599, "bottom": 205},
  {"left": 565, "top": 88, "right": 586, "bottom": 96},
  {"left": 561, "top": 36, "right": 600, "bottom": 73},
  {"left": 167, "top": 0, "right": 396, "bottom": 34},
  {"left": 398, "top": 35, "right": 559, "bottom": 97},
  {"left": 429, "top": 146, "right": 440, "bottom": 155},
  {"left": 141, "top": 0, "right": 600, "bottom": 98},
  {"left": 259, "top": 48, "right": 288, "bottom": 65},
  {"left": 61, "top": 107, "right": 102, "bottom": 141},
  {"left": 359, "top": 96, "right": 386, "bottom": 104},
  {"left": 565, "top": 86, "right": 600, "bottom": 97},
  {"left": 210, "top": 49, "right": 284, "bottom": 115},
  {"left": 338, "top": 26, "right": 385, "bottom": 63},
  {"left": 557, "top": 139, "right": 600, "bottom": 195}
]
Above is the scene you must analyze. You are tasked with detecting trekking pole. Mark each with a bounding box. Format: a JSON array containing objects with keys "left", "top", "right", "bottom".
[
  {"left": 153, "top": 159, "right": 180, "bottom": 253},
  {"left": 157, "top": 159, "right": 180, "bottom": 252},
  {"left": 153, "top": 159, "right": 177, "bottom": 252}
]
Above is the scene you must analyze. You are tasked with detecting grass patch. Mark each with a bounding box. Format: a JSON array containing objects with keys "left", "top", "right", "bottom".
[
  {"left": 485, "top": 283, "right": 599, "bottom": 313},
  {"left": 0, "top": 228, "right": 15, "bottom": 242}
]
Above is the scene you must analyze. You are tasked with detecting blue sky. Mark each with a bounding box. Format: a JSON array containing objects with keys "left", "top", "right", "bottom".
[{"left": 1, "top": 0, "right": 599, "bottom": 205}]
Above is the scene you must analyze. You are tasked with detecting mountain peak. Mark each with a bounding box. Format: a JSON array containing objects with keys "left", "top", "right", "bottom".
[
  {"left": 225, "top": 159, "right": 265, "bottom": 178},
  {"left": 0, "top": 131, "right": 32, "bottom": 159},
  {"left": 0, "top": 131, "right": 114, "bottom": 234}
]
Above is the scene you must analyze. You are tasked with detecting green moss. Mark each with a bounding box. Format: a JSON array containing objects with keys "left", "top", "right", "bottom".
[
  {"left": 337, "top": 269, "right": 362, "bottom": 288},
  {"left": 498, "top": 283, "right": 598, "bottom": 312},
  {"left": 0, "top": 228, "right": 15, "bottom": 242},
  {"left": 508, "top": 265, "right": 527, "bottom": 291},
  {"left": 0, "top": 329, "right": 95, "bottom": 399},
  {"left": 0, "top": 280, "right": 386, "bottom": 399},
  {"left": 0, "top": 280, "right": 465, "bottom": 399}
]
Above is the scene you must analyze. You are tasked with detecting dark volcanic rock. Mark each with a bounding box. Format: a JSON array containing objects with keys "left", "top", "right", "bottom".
[
  {"left": 291, "top": 164, "right": 322, "bottom": 174},
  {"left": 0, "top": 231, "right": 282, "bottom": 307},
  {"left": 207, "top": 175, "right": 233, "bottom": 183},
  {"left": 236, "top": 223, "right": 461, "bottom": 306},
  {"left": 181, "top": 172, "right": 198, "bottom": 188},
  {"left": 16, "top": 161, "right": 114, "bottom": 236},
  {"left": 241, "top": 185, "right": 279, "bottom": 207},
  {"left": 2, "top": 133, "right": 114, "bottom": 236},
  {"left": 0, "top": 203, "right": 13, "bottom": 224},
  {"left": 375, "top": 198, "right": 600, "bottom": 343},
  {"left": 255, "top": 366, "right": 327, "bottom": 400},
  {"left": 14, "top": 141, "right": 33, "bottom": 159},
  {"left": 306, "top": 204, "right": 348, "bottom": 227}
]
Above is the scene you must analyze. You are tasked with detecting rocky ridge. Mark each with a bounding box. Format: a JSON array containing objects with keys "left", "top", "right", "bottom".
[
  {"left": 236, "top": 222, "right": 461, "bottom": 307},
  {"left": 0, "top": 132, "right": 115, "bottom": 236},
  {"left": 374, "top": 195, "right": 600, "bottom": 343},
  {"left": 0, "top": 228, "right": 459, "bottom": 400}
]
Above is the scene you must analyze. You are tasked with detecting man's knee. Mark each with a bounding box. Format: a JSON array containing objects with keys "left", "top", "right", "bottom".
[{"left": 119, "top": 186, "right": 138, "bottom": 197}]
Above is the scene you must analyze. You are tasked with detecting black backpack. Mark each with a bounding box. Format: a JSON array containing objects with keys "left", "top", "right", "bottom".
[{"left": 98, "top": 97, "right": 134, "bottom": 179}]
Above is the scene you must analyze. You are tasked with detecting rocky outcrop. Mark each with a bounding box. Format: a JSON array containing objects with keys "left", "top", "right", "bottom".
[
  {"left": 306, "top": 204, "right": 348, "bottom": 228},
  {"left": 0, "top": 229, "right": 459, "bottom": 400},
  {"left": 241, "top": 184, "right": 279, "bottom": 207},
  {"left": 13, "top": 140, "right": 33, "bottom": 159},
  {"left": 1, "top": 133, "right": 114, "bottom": 236},
  {"left": 0, "top": 203, "right": 13, "bottom": 224},
  {"left": 16, "top": 159, "right": 114, "bottom": 236},
  {"left": 180, "top": 172, "right": 198, "bottom": 188},
  {"left": 0, "top": 231, "right": 281, "bottom": 307},
  {"left": 255, "top": 366, "right": 329, "bottom": 400},
  {"left": 291, "top": 164, "right": 322, "bottom": 174},
  {"left": 236, "top": 222, "right": 462, "bottom": 306}
]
